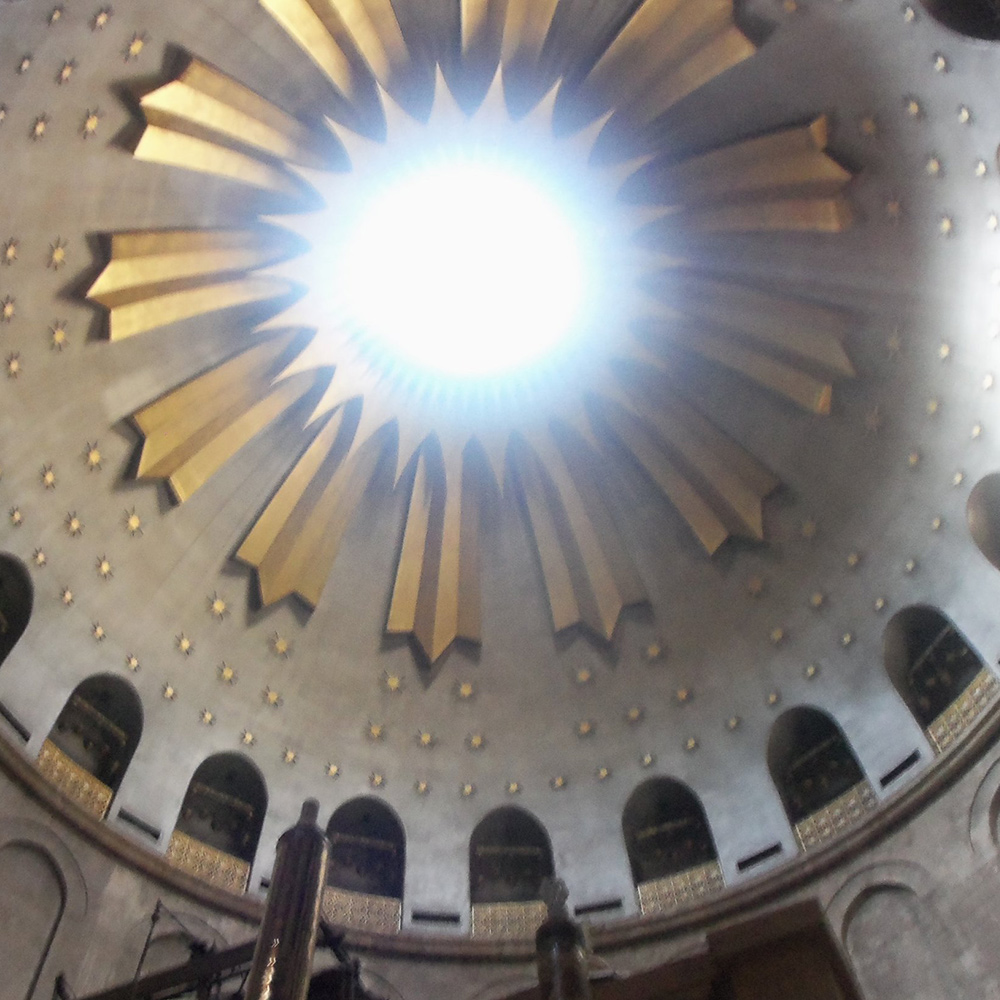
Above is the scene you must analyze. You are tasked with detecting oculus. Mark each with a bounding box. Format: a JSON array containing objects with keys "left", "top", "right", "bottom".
[{"left": 88, "top": 0, "right": 856, "bottom": 662}]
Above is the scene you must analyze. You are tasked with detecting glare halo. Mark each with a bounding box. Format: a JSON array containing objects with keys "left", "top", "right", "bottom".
[{"left": 339, "top": 157, "right": 587, "bottom": 378}]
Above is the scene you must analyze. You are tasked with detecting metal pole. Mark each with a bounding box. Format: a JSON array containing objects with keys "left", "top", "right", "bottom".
[{"left": 244, "top": 800, "right": 330, "bottom": 1000}]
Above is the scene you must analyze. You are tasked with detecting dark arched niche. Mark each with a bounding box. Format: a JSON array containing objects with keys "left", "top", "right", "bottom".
[
  {"left": 884, "top": 606, "right": 985, "bottom": 729},
  {"left": 326, "top": 798, "right": 405, "bottom": 900},
  {"left": 0, "top": 554, "right": 32, "bottom": 668},
  {"left": 768, "top": 707, "right": 865, "bottom": 825},
  {"left": 921, "top": 0, "right": 1000, "bottom": 39},
  {"left": 622, "top": 778, "right": 718, "bottom": 886},
  {"left": 47, "top": 675, "right": 143, "bottom": 794},
  {"left": 176, "top": 753, "right": 267, "bottom": 865},
  {"left": 968, "top": 473, "right": 1000, "bottom": 571},
  {"left": 469, "top": 806, "right": 554, "bottom": 904}
]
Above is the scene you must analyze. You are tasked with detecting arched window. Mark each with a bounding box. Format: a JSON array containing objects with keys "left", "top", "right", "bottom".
[
  {"left": 39, "top": 675, "right": 143, "bottom": 819},
  {"left": 168, "top": 753, "right": 267, "bottom": 893},
  {"left": 884, "top": 605, "right": 989, "bottom": 740},
  {"left": 920, "top": 0, "right": 1000, "bottom": 40},
  {"left": 969, "top": 473, "right": 1000, "bottom": 571},
  {"left": 768, "top": 707, "right": 866, "bottom": 827},
  {"left": 325, "top": 798, "right": 406, "bottom": 900},
  {"left": 469, "top": 806, "right": 553, "bottom": 905},
  {"left": 0, "top": 553, "right": 32, "bottom": 668},
  {"left": 622, "top": 778, "right": 718, "bottom": 887}
]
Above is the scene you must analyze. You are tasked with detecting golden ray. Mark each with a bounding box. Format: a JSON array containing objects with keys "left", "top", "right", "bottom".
[
  {"left": 238, "top": 410, "right": 390, "bottom": 605},
  {"left": 557, "top": 0, "right": 754, "bottom": 134},
  {"left": 260, "top": 0, "right": 433, "bottom": 122},
  {"left": 140, "top": 57, "right": 342, "bottom": 167},
  {"left": 133, "top": 332, "right": 321, "bottom": 501},
  {"left": 387, "top": 442, "right": 481, "bottom": 661},
  {"left": 515, "top": 430, "right": 646, "bottom": 640},
  {"left": 86, "top": 1, "right": 861, "bottom": 662}
]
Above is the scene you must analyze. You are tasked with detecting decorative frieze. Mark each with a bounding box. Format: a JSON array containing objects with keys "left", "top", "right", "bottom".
[
  {"left": 471, "top": 899, "right": 547, "bottom": 939},
  {"left": 794, "top": 780, "right": 877, "bottom": 851},
  {"left": 637, "top": 859, "right": 725, "bottom": 916},
  {"left": 321, "top": 886, "right": 401, "bottom": 934},
  {"left": 928, "top": 668, "right": 1000, "bottom": 753},
  {"left": 36, "top": 738, "right": 113, "bottom": 819},
  {"left": 165, "top": 829, "right": 250, "bottom": 894}
]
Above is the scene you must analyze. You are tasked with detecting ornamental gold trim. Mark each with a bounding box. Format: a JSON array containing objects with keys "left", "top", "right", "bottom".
[
  {"left": 165, "top": 828, "right": 251, "bottom": 893},
  {"left": 321, "top": 885, "right": 402, "bottom": 934},
  {"left": 636, "top": 859, "right": 725, "bottom": 915},
  {"left": 36, "top": 738, "right": 114, "bottom": 819},
  {"left": 471, "top": 899, "right": 548, "bottom": 939},
  {"left": 927, "top": 667, "right": 1000, "bottom": 753},
  {"left": 793, "top": 780, "right": 877, "bottom": 851}
]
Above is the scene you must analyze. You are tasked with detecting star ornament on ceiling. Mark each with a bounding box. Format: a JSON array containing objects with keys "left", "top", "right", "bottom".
[{"left": 86, "top": 0, "right": 857, "bottom": 663}]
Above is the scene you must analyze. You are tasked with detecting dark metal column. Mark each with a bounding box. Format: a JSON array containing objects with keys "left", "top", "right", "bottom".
[{"left": 245, "top": 799, "right": 330, "bottom": 1000}]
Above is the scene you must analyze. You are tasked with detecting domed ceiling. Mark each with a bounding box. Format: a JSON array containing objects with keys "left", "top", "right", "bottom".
[{"left": 2, "top": 0, "right": 1000, "bottom": 936}]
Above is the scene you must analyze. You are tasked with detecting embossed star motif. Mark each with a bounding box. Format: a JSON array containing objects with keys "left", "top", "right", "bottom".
[
  {"left": 640, "top": 753, "right": 655, "bottom": 768},
  {"left": 2, "top": 239, "right": 18, "bottom": 265},
  {"left": 596, "top": 766, "right": 611, "bottom": 781},
  {"left": 367, "top": 722, "right": 384, "bottom": 740},
  {"left": 414, "top": 779, "right": 429, "bottom": 795},
  {"left": 84, "top": 443, "right": 102, "bottom": 470},
  {"left": 575, "top": 668, "right": 592, "bottom": 685},
  {"left": 507, "top": 781, "right": 521, "bottom": 794},
  {"left": 124, "top": 33, "right": 147, "bottom": 61},
  {"left": 92, "top": 8, "right": 112, "bottom": 30},
  {"left": 369, "top": 772, "right": 385, "bottom": 788},
  {"left": 31, "top": 116, "right": 48, "bottom": 140},
  {"left": 65, "top": 512, "right": 83, "bottom": 536},
  {"left": 50, "top": 321, "right": 68, "bottom": 350},
  {"left": 33, "top": 549, "right": 47, "bottom": 567},
  {"left": 162, "top": 684, "right": 176, "bottom": 700},
  {"left": 18, "top": 55, "right": 32, "bottom": 75},
  {"left": 282, "top": 748, "right": 297, "bottom": 765},
  {"left": 125, "top": 654, "right": 140, "bottom": 671},
  {"left": 455, "top": 681, "right": 475, "bottom": 700},
  {"left": 417, "top": 730, "right": 434, "bottom": 748},
  {"left": 685, "top": 737, "right": 699, "bottom": 752},
  {"left": 48, "top": 7, "right": 63, "bottom": 25},
  {"left": 124, "top": 507, "right": 142, "bottom": 534},
  {"left": 550, "top": 776, "right": 566, "bottom": 790},
  {"left": 92, "top": 622, "right": 106, "bottom": 641},
  {"left": 48, "top": 239, "right": 68, "bottom": 269},
  {"left": 96, "top": 555, "right": 112, "bottom": 579},
  {"left": 263, "top": 687, "right": 281, "bottom": 707},
  {"left": 326, "top": 762, "right": 340, "bottom": 778},
  {"left": 461, "top": 782, "right": 476, "bottom": 797},
  {"left": 176, "top": 633, "right": 193, "bottom": 655},
  {"left": 82, "top": 111, "right": 100, "bottom": 139},
  {"left": 218, "top": 662, "right": 236, "bottom": 684},
  {"left": 241, "top": 729, "right": 255, "bottom": 746},
  {"left": 5, "top": 353, "right": 21, "bottom": 378},
  {"left": 626, "top": 706, "right": 643, "bottom": 724},
  {"left": 270, "top": 632, "right": 290, "bottom": 657},
  {"left": 41, "top": 465, "right": 56, "bottom": 489},
  {"left": 0, "top": 106, "right": 6, "bottom": 125},
  {"left": 466, "top": 733, "right": 486, "bottom": 751},
  {"left": 208, "top": 593, "right": 228, "bottom": 619},
  {"left": 382, "top": 672, "right": 402, "bottom": 693},
  {"left": 576, "top": 719, "right": 594, "bottom": 737},
  {"left": 200, "top": 709, "right": 215, "bottom": 726},
  {"left": 56, "top": 62, "right": 75, "bottom": 86},
  {"left": 9, "top": 507, "right": 23, "bottom": 527},
  {"left": 1, "top": 296, "right": 15, "bottom": 322},
  {"left": 60, "top": 587, "right": 73, "bottom": 606},
  {"left": 770, "top": 627, "right": 786, "bottom": 645}
]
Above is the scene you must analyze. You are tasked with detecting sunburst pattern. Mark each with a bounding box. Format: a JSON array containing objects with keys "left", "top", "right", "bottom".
[{"left": 87, "top": 0, "right": 855, "bottom": 662}]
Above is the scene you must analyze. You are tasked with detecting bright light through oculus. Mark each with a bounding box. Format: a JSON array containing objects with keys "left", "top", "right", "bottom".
[{"left": 340, "top": 160, "right": 586, "bottom": 377}]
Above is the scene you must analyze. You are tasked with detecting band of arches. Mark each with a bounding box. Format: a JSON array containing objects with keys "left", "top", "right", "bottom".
[{"left": 0, "top": 547, "right": 997, "bottom": 911}]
